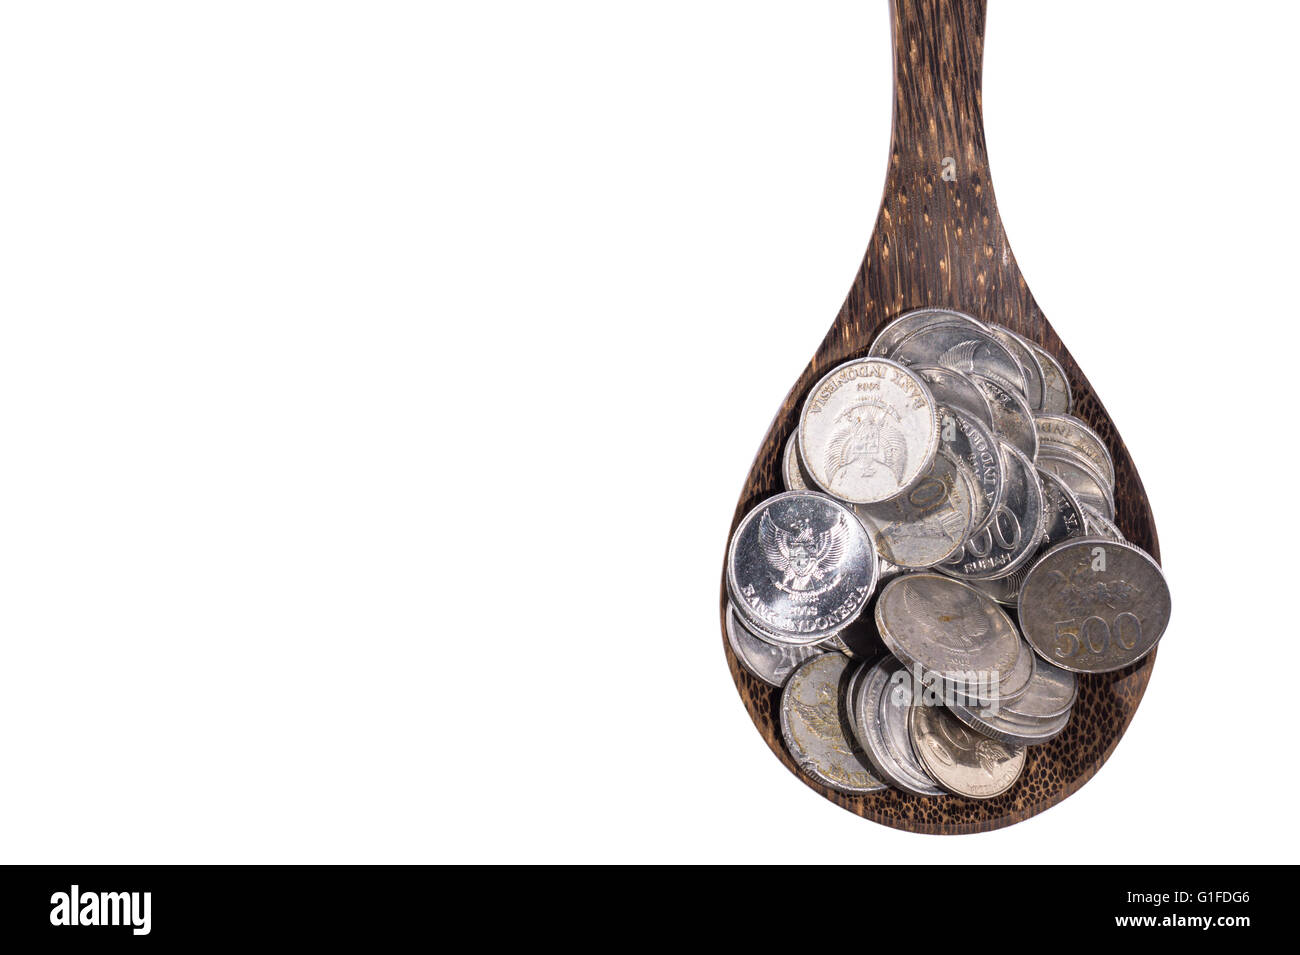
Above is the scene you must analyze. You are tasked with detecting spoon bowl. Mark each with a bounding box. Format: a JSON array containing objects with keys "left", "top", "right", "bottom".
[{"left": 720, "top": 0, "right": 1160, "bottom": 834}]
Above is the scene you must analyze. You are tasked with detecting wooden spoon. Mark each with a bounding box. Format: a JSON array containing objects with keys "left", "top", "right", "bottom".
[{"left": 720, "top": 0, "right": 1160, "bottom": 834}]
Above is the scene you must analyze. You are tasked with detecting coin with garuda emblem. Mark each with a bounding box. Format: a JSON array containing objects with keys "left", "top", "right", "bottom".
[
  {"left": 727, "top": 491, "right": 877, "bottom": 645},
  {"left": 799, "top": 357, "right": 939, "bottom": 504}
]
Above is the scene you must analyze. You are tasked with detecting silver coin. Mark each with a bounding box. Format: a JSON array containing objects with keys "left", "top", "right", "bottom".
[
  {"left": 843, "top": 658, "right": 872, "bottom": 744},
  {"left": 951, "top": 632, "right": 1035, "bottom": 706},
  {"left": 936, "top": 405, "right": 1004, "bottom": 537},
  {"left": 868, "top": 307, "right": 987, "bottom": 359},
  {"left": 854, "top": 447, "right": 976, "bottom": 569},
  {"left": 1028, "top": 341, "right": 1072, "bottom": 414},
  {"left": 909, "top": 703, "right": 1025, "bottom": 799},
  {"left": 1001, "top": 656, "right": 1077, "bottom": 720},
  {"left": 726, "top": 603, "right": 827, "bottom": 688},
  {"left": 987, "top": 325, "right": 1046, "bottom": 411},
  {"left": 966, "top": 570, "right": 1025, "bottom": 608},
  {"left": 948, "top": 694, "right": 1071, "bottom": 746},
  {"left": 782, "top": 430, "right": 811, "bottom": 491},
  {"left": 915, "top": 630, "right": 1035, "bottom": 709},
  {"left": 874, "top": 574, "right": 1022, "bottom": 691},
  {"left": 1019, "top": 537, "right": 1171, "bottom": 673},
  {"left": 1038, "top": 452, "right": 1115, "bottom": 520},
  {"left": 1038, "top": 467, "right": 1088, "bottom": 547},
  {"left": 780, "top": 653, "right": 888, "bottom": 794},
  {"left": 911, "top": 364, "right": 996, "bottom": 432},
  {"left": 731, "top": 602, "right": 808, "bottom": 646},
  {"left": 939, "top": 443, "right": 1045, "bottom": 581},
  {"left": 971, "top": 469, "right": 1085, "bottom": 607},
  {"left": 1035, "top": 413, "right": 1115, "bottom": 491},
  {"left": 877, "top": 671, "right": 947, "bottom": 797},
  {"left": 891, "top": 322, "right": 1028, "bottom": 397},
  {"left": 799, "top": 357, "right": 941, "bottom": 505},
  {"left": 971, "top": 374, "right": 1038, "bottom": 462},
  {"left": 728, "top": 491, "right": 878, "bottom": 645},
  {"left": 855, "top": 659, "right": 945, "bottom": 796},
  {"left": 1081, "top": 502, "right": 1126, "bottom": 541}
]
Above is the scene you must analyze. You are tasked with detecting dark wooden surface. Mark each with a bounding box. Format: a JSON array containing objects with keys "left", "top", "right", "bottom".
[{"left": 720, "top": 0, "right": 1160, "bottom": 834}]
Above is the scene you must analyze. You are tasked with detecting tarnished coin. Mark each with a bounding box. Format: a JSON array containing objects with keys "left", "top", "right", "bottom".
[
  {"left": 936, "top": 405, "right": 1003, "bottom": 536},
  {"left": 912, "top": 364, "right": 996, "bottom": 433},
  {"left": 728, "top": 491, "right": 878, "bottom": 645},
  {"left": 780, "top": 654, "right": 888, "bottom": 794},
  {"left": 1035, "top": 413, "right": 1115, "bottom": 490},
  {"left": 949, "top": 694, "right": 1071, "bottom": 746},
  {"left": 909, "top": 703, "right": 1025, "bottom": 799},
  {"left": 939, "top": 443, "right": 1045, "bottom": 581},
  {"left": 1027, "top": 341, "right": 1072, "bottom": 414},
  {"left": 799, "top": 357, "right": 940, "bottom": 504},
  {"left": 875, "top": 574, "right": 1021, "bottom": 690},
  {"left": 726, "top": 603, "right": 826, "bottom": 688},
  {"left": 970, "top": 468, "right": 1084, "bottom": 607},
  {"left": 971, "top": 374, "right": 1038, "bottom": 462},
  {"left": 891, "top": 322, "right": 1028, "bottom": 397},
  {"left": 1038, "top": 452, "right": 1115, "bottom": 520},
  {"left": 1019, "top": 537, "right": 1171, "bottom": 673},
  {"left": 1001, "top": 656, "right": 1077, "bottom": 721},
  {"left": 855, "top": 659, "right": 945, "bottom": 796},
  {"left": 782, "top": 431, "right": 811, "bottom": 491},
  {"left": 987, "top": 325, "right": 1046, "bottom": 411},
  {"left": 868, "top": 308, "right": 987, "bottom": 359},
  {"left": 854, "top": 447, "right": 975, "bottom": 569},
  {"left": 1081, "top": 502, "right": 1125, "bottom": 541}
]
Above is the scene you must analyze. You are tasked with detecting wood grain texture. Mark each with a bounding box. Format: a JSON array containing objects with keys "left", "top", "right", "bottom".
[{"left": 720, "top": 0, "right": 1160, "bottom": 834}]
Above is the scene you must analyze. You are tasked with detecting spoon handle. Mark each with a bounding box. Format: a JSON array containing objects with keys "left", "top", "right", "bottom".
[
  {"left": 841, "top": 0, "right": 1030, "bottom": 340},
  {"left": 889, "top": 0, "right": 989, "bottom": 179}
]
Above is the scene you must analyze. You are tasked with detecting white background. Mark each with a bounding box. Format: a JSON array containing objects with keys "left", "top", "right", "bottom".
[{"left": 1, "top": 2, "right": 1295, "bottom": 863}]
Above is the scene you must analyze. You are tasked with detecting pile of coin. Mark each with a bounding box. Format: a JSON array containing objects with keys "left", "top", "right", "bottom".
[{"left": 726, "top": 308, "right": 1171, "bottom": 799}]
